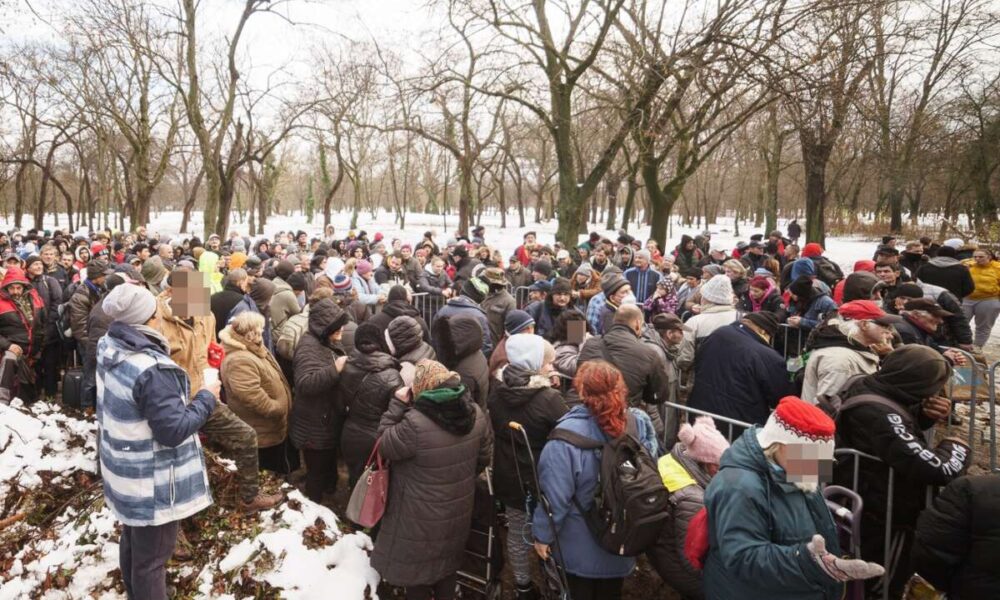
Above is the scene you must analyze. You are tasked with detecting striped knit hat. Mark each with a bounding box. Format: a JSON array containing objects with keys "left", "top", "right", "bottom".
[{"left": 332, "top": 273, "right": 353, "bottom": 294}]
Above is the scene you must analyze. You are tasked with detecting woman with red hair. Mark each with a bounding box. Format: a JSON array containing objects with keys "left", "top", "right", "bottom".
[{"left": 531, "top": 360, "right": 658, "bottom": 600}]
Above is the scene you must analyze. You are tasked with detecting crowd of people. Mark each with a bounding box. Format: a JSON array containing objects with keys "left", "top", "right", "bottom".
[{"left": 3, "top": 221, "right": 999, "bottom": 600}]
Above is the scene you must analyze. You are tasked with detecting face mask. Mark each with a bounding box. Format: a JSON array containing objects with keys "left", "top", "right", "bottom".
[{"left": 621, "top": 293, "right": 637, "bottom": 305}]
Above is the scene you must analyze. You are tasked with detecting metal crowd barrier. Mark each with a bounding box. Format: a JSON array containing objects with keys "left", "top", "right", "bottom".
[
  {"left": 661, "top": 400, "right": 751, "bottom": 443},
  {"left": 410, "top": 292, "right": 446, "bottom": 325},
  {"left": 513, "top": 286, "right": 532, "bottom": 309},
  {"left": 938, "top": 348, "right": 981, "bottom": 459},
  {"left": 775, "top": 323, "right": 805, "bottom": 361},
  {"left": 991, "top": 360, "right": 1000, "bottom": 473}
]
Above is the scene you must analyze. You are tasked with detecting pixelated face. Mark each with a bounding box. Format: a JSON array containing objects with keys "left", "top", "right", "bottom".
[
  {"left": 171, "top": 270, "right": 211, "bottom": 318},
  {"left": 782, "top": 443, "right": 833, "bottom": 487}
]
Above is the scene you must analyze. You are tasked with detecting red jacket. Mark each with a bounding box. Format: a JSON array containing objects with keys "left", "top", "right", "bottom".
[{"left": 0, "top": 267, "right": 46, "bottom": 358}]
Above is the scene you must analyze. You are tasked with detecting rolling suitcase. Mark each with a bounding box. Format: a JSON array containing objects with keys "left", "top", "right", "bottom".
[{"left": 61, "top": 351, "right": 84, "bottom": 409}]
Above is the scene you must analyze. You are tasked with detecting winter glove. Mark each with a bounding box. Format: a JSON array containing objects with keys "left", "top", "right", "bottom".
[{"left": 807, "top": 534, "right": 885, "bottom": 582}]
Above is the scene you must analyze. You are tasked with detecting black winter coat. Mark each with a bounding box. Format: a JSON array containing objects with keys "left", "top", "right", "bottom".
[
  {"left": 211, "top": 284, "right": 246, "bottom": 336},
  {"left": 687, "top": 322, "right": 791, "bottom": 430},
  {"left": 912, "top": 475, "right": 1000, "bottom": 599},
  {"left": 371, "top": 392, "right": 493, "bottom": 587},
  {"left": 916, "top": 257, "right": 976, "bottom": 300},
  {"left": 488, "top": 378, "right": 567, "bottom": 508},
  {"left": 578, "top": 323, "right": 672, "bottom": 435},
  {"left": 30, "top": 274, "right": 62, "bottom": 345},
  {"left": 834, "top": 392, "right": 969, "bottom": 564},
  {"left": 437, "top": 315, "right": 490, "bottom": 409},
  {"left": 290, "top": 300, "right": 347, "bottom": 450},
  {"left": 339, "top": 351, "right": 404, "bottom": 485}
]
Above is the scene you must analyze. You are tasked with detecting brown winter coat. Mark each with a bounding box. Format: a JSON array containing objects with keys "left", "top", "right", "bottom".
[
  {"left": 572, "top": 270, "right": 602, "bottom": 304},
  {"left": 371, "top": 392, "right": 493, "bottom": 587},
  {"left": 219, "top": 326, "right": 293, "bottom": 448},
  {"left": 155, "top": 292, "right": 217, "bottom": 399}
]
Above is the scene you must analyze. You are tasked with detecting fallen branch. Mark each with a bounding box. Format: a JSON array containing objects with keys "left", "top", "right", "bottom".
[{"left": 0, "top": 512, "right": 26, "bottom": 530}]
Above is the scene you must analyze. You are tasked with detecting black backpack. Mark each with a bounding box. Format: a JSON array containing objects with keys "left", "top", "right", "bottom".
[{"left": 548, "top": 411, "right": 670, "bottom": 556}]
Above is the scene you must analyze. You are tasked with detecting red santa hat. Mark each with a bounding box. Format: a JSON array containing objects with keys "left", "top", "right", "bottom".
[{"left": 757, "top": 396, "right": 835, "bottom": 453}]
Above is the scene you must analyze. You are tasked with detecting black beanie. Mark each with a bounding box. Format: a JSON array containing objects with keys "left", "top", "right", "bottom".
[
  {"left": 551, "top": 277, "right": 572, "bottom": 296},
  {"left": 275, "top": 260, "right": 295, "bottom": 280},
  {"left": 387, "top": 285, "right": 408, "bottom": 303},
  {"left": 788, "top": 275, "right": 813, "bottom": 300},
  {"left": 286, "top": 272, "right": 308, "bottom": 293}
]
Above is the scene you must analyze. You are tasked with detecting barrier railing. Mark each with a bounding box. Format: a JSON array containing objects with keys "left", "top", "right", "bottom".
[
  {"left": 774, "top": 323, "right": 805, "bottom": 362},
  {"left": 661, "top": 401, "right": 752, "bottom": 443},
  {"left": 411, "top": 292, "right": 446, "bottom": 325},
  {"left": 513, "top": 286, "right": 532, "bottom": 309},
  {"left": 939, "top": 347, "right": 987, "bottom": 463},
  {"left": 991, "top": 360, "right": 1000, "bottom": 473}
]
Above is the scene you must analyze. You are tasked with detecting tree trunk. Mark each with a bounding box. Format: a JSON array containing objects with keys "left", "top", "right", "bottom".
[
  {"left": 605, "top": 173, "right": 620, "bottom": 230},
  {"left": 800, "top": 133, "right": 832, "bottom": 247}
]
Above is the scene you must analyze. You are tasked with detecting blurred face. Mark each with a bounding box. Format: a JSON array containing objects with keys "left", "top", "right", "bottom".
[
  {"left": 525, "top": 234, "right": 536, "bottom": 246},
  {"left": 634, "top": 255, "right": 649, "bottom": 269},
  {"left": 138, "top": 247, "right": 150, "bottom": 261},
  {"left": 749, "top": 286, "right": 765, "bottom": 301},
  {"left": 61, "top": 254, "right": 73, "bottom": 269},
  {"left": 875, "top": 266, "right": 897, "bottom": 285},
  {"left": 6, "top": 283, "right": 23, "bottom": 298},
  {"left": 724, "top": 266, "right": 741, "bottom": 280},
  {"left": 79, "top": 248, "right": 91, "bottom": 262},
  {"left": 529, "top": 290, "right": 546, "bottom": 303},
  {"left": 40, "top": 248, "right": 55, "bottom": 266},
  {"left": 401, "top": 247, "right": 412, "bottom": 260},
  {"left": 684, "top": 240, "right": 694, "bottom": 250},
  {"left": 576, "top": 272, "right": 589, "bottom": 285},
  {"left": 593, "top": 249, "right": 606, "bottom": 263},
  {"left": 170, "top": 271, "right": 211, "bottom": 318},
  {"left": 27, "top": 261, "right": 44, "bottom": 277},
  {"left": 785, "top": 246, "right": 798, "bottom": 259},
  {"left": 353, "top": 248, "right": 364, "bottom": 259},
  {"left": 774, "top": 443, "right": 834, "bottom": 493},
  {"left": 208, "top": 238, "right": 220, "bottom": 251},
  {"left": 974, "top": 251, "right": 991, "bottom": 265},
  {"left": 551, "top": 291, "right": 571, "bottom": 308},
  {"left": 388, "top": 256, "right": 401, "bottom": 270},
  {"left": 432, "top": 259, "right": 444, "bottom": 275},
  {"left": 646, "top": 240, "right": 658, "bottom": 251},
  {"left": 684, "top": 275, "right": 699, "bottom": 287},
  {"left": 328, "top": 327, "right": 343, "bottom": 343}
]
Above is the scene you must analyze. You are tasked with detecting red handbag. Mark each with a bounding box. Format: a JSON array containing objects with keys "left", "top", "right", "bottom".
[{"left": 345, "top": 438, "right": 389, "bottom": 528}]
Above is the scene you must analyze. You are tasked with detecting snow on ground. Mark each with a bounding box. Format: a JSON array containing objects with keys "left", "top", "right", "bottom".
[{"left": 0, "top": 401, "right": 380, "bottom": 599}]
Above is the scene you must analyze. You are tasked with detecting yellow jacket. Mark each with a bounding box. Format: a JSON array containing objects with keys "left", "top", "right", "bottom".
[{"left": 963, "top": 259, "right": 1000, "bottom": 300}]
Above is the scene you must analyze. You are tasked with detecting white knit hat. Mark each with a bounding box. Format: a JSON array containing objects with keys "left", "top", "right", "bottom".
[
  {"left": 103, "top": 284, "right": 157, "bottom": 325},
  {"left": 699, "top": 274, "right": 734, "bottom": 305}
]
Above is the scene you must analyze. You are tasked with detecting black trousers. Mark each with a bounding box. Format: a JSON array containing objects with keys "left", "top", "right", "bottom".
[
  {"left": 257, "top": 438, "right": 301, "bottom": 475},
  {"left": 405, "top": 572, "right": 457, "bottom": 600},
  {"left": 36, "top": 342, "right": 62, "bottom": 398},
  {"left": 302, "top": 447, "right": 339, "bottom": 504},
  {"left": 565, "top": 574, "right": 624, "bottom": 600},
  {"left": 120, "top": 521, "right": 180, "bottom": 600}
]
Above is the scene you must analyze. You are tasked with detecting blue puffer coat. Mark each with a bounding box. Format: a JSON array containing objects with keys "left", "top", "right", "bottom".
[
  {"left": 703, "top": 428, "right": 843, "bottom": 600},
  {"left": 532, "top": 405, "right": 658, "bottom": 579}
]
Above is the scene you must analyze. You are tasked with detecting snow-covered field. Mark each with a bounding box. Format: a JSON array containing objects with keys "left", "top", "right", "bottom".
[
  {"left": 0, "top": 400, "right": 379, "bottom": 599},
  {"left": 10, "top": 209, "right": 878, "bottom": 275}
]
